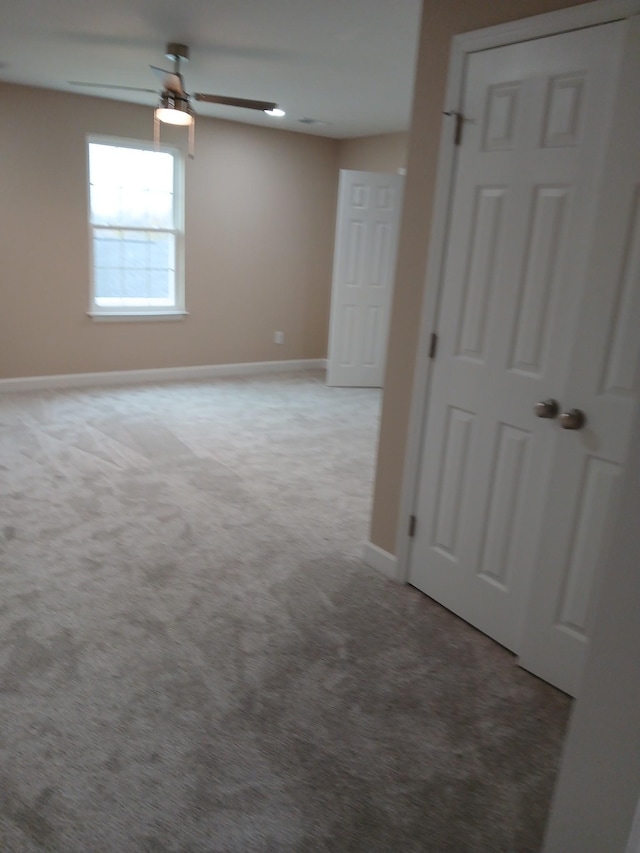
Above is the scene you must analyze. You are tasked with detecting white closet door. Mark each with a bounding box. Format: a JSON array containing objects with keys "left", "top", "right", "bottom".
[
  {"left": 408, "top": 20, "right": 627, "bottom": 694},
  {"left": 327, "top": 170, "right": 404, "bottom": 387},
  {"left": 519, "top": 15, "right": 640, "bottom": 695}
]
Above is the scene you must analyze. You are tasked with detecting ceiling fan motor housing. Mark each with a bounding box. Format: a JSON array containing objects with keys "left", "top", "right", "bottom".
[
  {"left": 158, "top": 90, "right": 191, "bottom": 112},
  {"left": 165, "top": 43, "right": 189, "bottom": 63}
]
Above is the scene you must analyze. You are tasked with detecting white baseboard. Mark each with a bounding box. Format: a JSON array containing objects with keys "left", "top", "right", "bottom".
[
  {"left": 0, "top": 359, "right": 327, "bottom": 393},
  {"left": 362, "top": 541, "right": 400, "bottom": 581}
]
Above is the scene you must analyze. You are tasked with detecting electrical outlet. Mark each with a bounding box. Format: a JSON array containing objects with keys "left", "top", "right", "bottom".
[{"left": 274, "top": 331, "right": 285, "bottom": 345}]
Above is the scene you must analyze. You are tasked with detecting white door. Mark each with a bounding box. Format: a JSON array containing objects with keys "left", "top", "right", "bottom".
[
  {"left": 327, "top": 169, "right": 404, "bottom": 387},
  {"left": 519, "top": 15, "right": 640, "bottom": 695},
  {"left": 409, "top": 20, "right": 637, "bottom": 694}
]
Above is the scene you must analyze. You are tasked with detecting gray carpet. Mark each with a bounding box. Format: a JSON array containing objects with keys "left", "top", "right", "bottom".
[{"left": 0, "top": 371, "right": 570, "bottom": 852}]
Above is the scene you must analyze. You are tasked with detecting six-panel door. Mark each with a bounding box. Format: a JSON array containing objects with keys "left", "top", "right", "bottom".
[
  {"left": 408, "top": 21, "right": 631, "bottom": 695},
  {"left": 327, "top": 169, "right": 404, "bottom": 387},
  {"left": 518, "top": 17, "right": 640, "bottom": 695}
]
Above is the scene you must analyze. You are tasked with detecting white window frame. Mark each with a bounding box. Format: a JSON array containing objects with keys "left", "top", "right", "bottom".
[{"left": 86, "top": 135, "right": 186, "bottom": 320}]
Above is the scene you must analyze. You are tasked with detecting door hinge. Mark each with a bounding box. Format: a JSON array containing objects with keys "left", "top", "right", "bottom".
[
  {"left": 429, "top": 332, "right": 438, "bottom": 360},
  {"left": 408, "top": 515, "right": 417, "bottom": 538},
  {"left": 443, "top": 110, "right": 464, "bottom": 146}
]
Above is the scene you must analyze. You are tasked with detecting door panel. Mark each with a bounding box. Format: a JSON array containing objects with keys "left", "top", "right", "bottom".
[
  {"left": 434, "top": 406, "right": 475, "bottom": 558},
  {"left": 457, "top": 187, "right": 505, "bottom": 359},
  {"left": 542, "top": 74, "right": 586, "bottom": 147},
  {"left": 409, "top": 21, "right": 626, "bottom": 667},
  {"left": 509, "top": 187, "right": 568, "bottom": 375},
  {"left": 601, "top": 193, "right": 640, "bottom": 396},
  {"left": 557, "top": 457, "right": 620, "bottom": 633},
  {"left": 327, "top": 170, "right": 404, "bottom": 387},
  {"left": 477, "top": 423, "right": 530, "bottom": 588}
]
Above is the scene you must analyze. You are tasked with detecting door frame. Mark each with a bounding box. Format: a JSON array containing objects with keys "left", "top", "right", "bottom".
[{"left": 395, "top": 0, "right": 640, "bottom": 585}]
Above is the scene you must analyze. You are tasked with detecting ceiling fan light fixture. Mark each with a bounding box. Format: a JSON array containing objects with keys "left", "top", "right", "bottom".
[
  {"left": 156, "top": 92, "right": 193, "bottom": 125},
  {"left": 156, "top": 108, "right": 193, "bottom": 126},
  {"left": 265, "top": 107, "right": 286, "bottom": 117}
]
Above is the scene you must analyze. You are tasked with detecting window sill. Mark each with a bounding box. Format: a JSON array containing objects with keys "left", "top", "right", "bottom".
[{"left": 87, "top": 311, "right": 188, "bottom": 323}]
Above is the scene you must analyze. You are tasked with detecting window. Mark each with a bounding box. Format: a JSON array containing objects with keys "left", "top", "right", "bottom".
[{"left": 87, "top": 138, "right": 185, "bottom": 317}]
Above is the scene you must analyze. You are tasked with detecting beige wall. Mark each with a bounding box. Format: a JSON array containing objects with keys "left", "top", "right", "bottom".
[
  {"left": 369, "top": 0, "right": 590, "bottom": 555},
  {"left": 337, "top": 132, "right": 408, "bottom": 174},
  {"left": 0, "top": 83, "right": 339, "bottom": 379}
]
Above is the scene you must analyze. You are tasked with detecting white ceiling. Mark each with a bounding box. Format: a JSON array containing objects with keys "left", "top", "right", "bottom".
[{"left": 0, "top": 0, "right": 422, "bottom": 138}]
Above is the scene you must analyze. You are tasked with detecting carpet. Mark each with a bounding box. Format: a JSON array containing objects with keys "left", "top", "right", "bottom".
[{"left": 0, "top": 371, "right": 570, "bottom": 852}]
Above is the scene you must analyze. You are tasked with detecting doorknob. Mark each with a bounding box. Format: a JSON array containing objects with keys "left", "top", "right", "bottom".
[
  {"left": 534, "top": 399, "right": 559, "bottom": 419},
  {"left": 559, "top": 408, "right": 586, "bottom": 430}
]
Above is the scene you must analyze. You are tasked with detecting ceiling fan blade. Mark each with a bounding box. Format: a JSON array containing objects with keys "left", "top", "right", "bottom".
[
  {"left": 150, "top": 65, "right": 183, "bottom": 93},
  {"left": 69, "top": 81, "right": 157, "bottom": 94},
  {"left": 150, "top": 65, "right": 172, "bottom": 80},
  {"left": 194, "top": 93, "right": 278, "bottom": 112}
]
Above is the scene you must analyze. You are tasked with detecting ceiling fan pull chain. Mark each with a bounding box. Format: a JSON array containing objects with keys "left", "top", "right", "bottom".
[{"left": 154, "top": 111, "right": 160, "bottom": 151}]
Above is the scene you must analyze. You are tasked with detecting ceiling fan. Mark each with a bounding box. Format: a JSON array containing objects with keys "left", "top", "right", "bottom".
[{"left": 69, "top": 43, "right": 285, "bottom": 157}]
